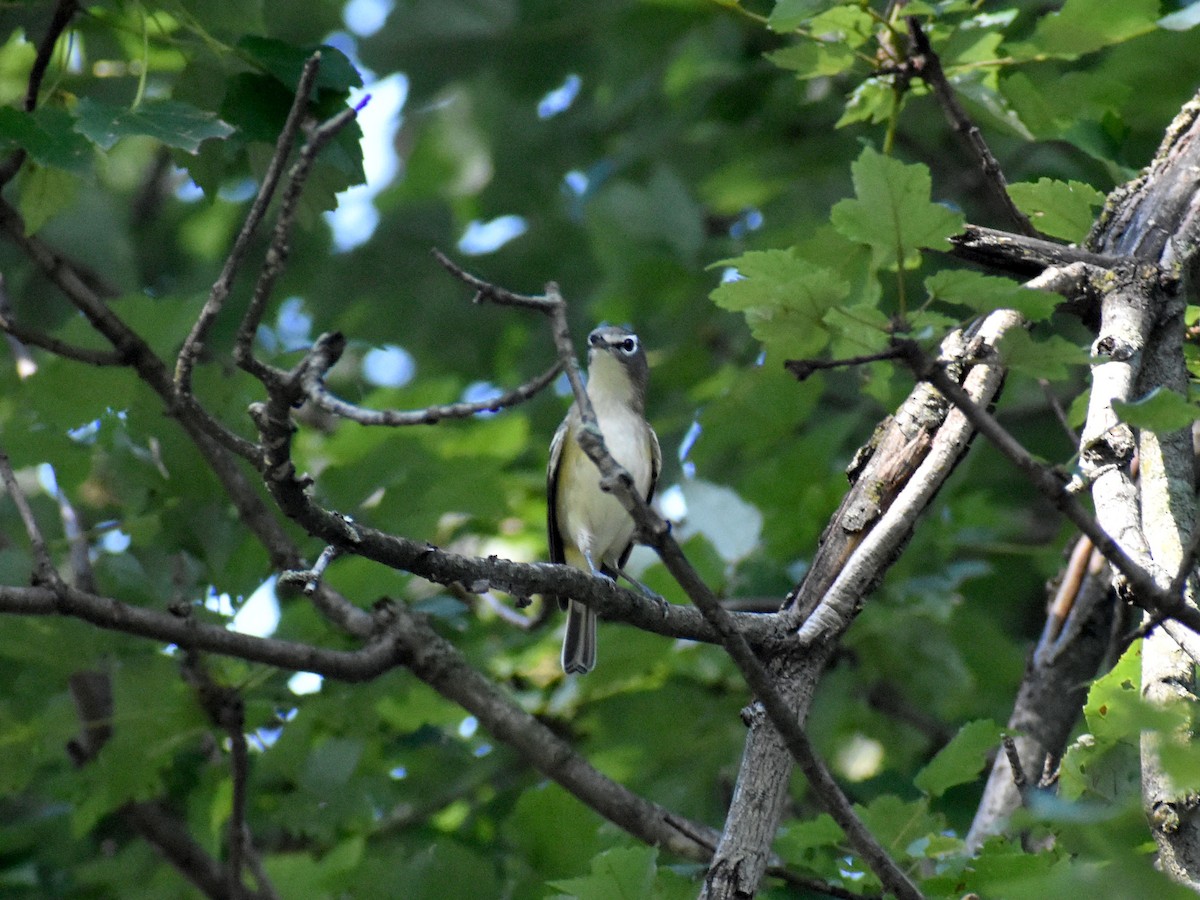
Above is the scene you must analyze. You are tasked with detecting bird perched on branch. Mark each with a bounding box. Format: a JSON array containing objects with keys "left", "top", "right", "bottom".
[{"left": 547, "top": 325, "right": 661, "bottom": 674}]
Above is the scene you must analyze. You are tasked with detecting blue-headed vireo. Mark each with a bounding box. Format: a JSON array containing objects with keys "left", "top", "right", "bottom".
[{"left": 547, "top": 325, "right": 661, "bottom": 674}]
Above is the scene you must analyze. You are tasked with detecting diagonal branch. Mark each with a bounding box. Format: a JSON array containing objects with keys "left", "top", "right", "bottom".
[
  {"left": 435, "top": 258, "right": 921, "bottom": 899},
  {"left": 232, "top": 100, "right": 367, "bottom": 381},
  {"left": 0, "top": 447, "right": 61, "bottom": 588},
  {"left": 906, "top": 18, "right": 1037, "bottom": 237},
  {"left": 175, "top": 53, "right": 324, "bottom": 395}
]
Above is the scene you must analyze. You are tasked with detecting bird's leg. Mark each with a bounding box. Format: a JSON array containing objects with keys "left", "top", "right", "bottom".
[
  {"left": 615, "top": 566, "right": 669, "bottom": 618},
  {"left": 583, "top": 549, "right": 602, "bottom": 578}
]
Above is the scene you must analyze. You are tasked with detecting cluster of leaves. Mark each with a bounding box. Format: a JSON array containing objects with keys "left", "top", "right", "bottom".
[{"left": 0, "top": 0, "right": 1198, "bottom": 897}]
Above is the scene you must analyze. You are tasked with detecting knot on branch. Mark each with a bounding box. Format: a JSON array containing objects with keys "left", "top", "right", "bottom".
[
  {"left": 301, "top": 331, "right": 347, "bottom": 383},
  {"left": 1080, "top": 423, "right": 1137, "bottom": 471},
  {"left": 1092, "top": 334, "right": 1140, "bottom": 363}
]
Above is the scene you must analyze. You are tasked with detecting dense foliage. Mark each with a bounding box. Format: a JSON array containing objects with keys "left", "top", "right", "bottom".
[{"left": 2, "top": 1, "right": 1200, "bottom": 897}]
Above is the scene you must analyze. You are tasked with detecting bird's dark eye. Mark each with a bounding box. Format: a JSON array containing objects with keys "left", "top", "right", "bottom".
[{"left": 620, "top": 338, "right": 637, "bottom": 353}]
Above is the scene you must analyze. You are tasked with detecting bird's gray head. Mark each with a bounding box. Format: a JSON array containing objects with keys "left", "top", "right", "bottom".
[{"left": 586, "top": 324, "right": 649, "bottom": 411}]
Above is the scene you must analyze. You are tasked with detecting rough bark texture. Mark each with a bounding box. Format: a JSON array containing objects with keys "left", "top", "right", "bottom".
[
  {"left": 1086, "top": 91, "right": 1200, "bottom": 888},
  {"left": 702, "top": 316, "right": 1018, "bottom": 899},
  {"left": 966, "top": 565, "right": 1117, "bottom": 850}
]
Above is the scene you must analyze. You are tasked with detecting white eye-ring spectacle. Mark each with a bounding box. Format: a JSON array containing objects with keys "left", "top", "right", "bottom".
[{"left": 617, "top": 336, "right": 638, "bottom": 354}]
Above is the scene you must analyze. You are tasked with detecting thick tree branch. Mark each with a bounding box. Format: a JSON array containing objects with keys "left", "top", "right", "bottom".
[
  {"left": 436, "top": 264, "right": 924, "bottom": 898},
  {"left": 949, "top": 223, "right": 1129, "bottom": 280},
  {"left": 1081, "top": 90, "right": 1200, "bottom": 881},
  {"left": 795, "top": 311, "right": 1019, "bottom": 644},
  {"left": 249, "top": 358, "right": 782, "bottom": 645},
  {"left": 704, "top": 315, "right": 1012, "bottom": 899}
]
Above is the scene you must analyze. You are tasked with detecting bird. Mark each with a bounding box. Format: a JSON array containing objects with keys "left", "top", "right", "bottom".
[{"left": 547, "top": 324, "right": 661, "bottom": 674}]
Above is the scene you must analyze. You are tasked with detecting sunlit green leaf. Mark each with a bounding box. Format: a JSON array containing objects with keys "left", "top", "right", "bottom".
[
  {"left": 1113, "top": 387, "right": 1200, "bottom": 432},
  {"left": 1007, "top": 178, "right": 1105, "bottom": 242},
  {"left": 1010, "top": 0, "right": 1159, "bottom": 59},
  {"left": 548, "top": 846, "right": 658, "bottom": 900},
  {"left": 925, "top": 269, "right": 1057, "bottom": 321},
  {"left": 711, "top": 248, "right": 850, "bottom": 358},
  {"left": 915, "top": 719, "right": 1004, "bottom": 797},
  {"left": 831, "top": 147, "right": 964, "bottom": 269}
]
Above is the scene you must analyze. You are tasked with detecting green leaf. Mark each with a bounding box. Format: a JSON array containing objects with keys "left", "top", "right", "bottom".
[
  {"left": 837, "top": 78, "right": 897, "bottom": 127},
  {"left": 776, "top": 813, "right": 844, "bottom": 862},
  {"left": 1058, "top": 641, "right": 1191, "bottom": 802},
  {"left": 300, "top": 736, "right": 364, "bottom": 796},
  {"left": 925, "top": 269, "right": 1058, "bottom": 321},
  {"left": 15, "top": 164, "right": 78, "bottom": 234},
  {"left": 831, "top": 147, "right": 964, "bottom": 269},
  {"left": 710, "top": 249, "right": 850, "bottom": 358},
  {"left": 996, "top": 329, "right": 1089, "bottom": 381},
  {"left": 768, "top": 0, "right": 838, "bottom": 32},
  {"left": 548, "top": 847, "right": 658, "bottom": 900},
  {"left": 238, "top": 36, "right": 363, "bottom": 94},
  {"left": 506, "top": 782, "right": 605, "bottom": 878},
  {"left": 0, "top": 106, "right": 92, "bottom": 173},
  {"left": 1011, "top": 0, "right": 1159, "bottom": 60},
  {"left": 915, "top": 718, "right": 1005, "bottom": 797},
  {"left": 1113, "top": 387, "right": 1200, "bottom": 432},
  {"left": 766, "top": 42, "right": 856, "bottom": 79},
  {"left": 74, "top": 98, "right": 235, "bottom": 153},
  {"left": 1007, "top": 178, "right": 1105, "bottom": 242},
  {"left": 855, "top": 794, "right": 937, "bottom": 855}
]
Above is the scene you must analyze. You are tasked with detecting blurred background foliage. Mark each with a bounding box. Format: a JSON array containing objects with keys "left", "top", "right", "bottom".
[{"left": 0, "top": 0, "right": 1199, "bottom": 896}]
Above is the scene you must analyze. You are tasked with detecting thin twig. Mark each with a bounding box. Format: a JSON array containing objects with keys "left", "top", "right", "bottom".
[
  {"left": 280, "top": 544, "right": 341, "bottom": 594},
  {"left": 233, "top": 99, "right": 367, "bottom": 380},
  {"left": 175, "top": 52, "right": 324, "bottom": 395},
  {"left": 432, "top": 249, "right": 561, "bottom": 313},
  {"left": 0, "top": 0, "right": 80, "bottom": 186},
  {"left": 1002, "top": 735, "right": 1028, "bottom": 792},
  {"left": 50, "top": 472, "right": 97, "bottom": 593},
  {"left": 181, "top": 652, "right": 258, "bottom": 900},
  {"left": 299, "top": 331, "right": 563, "bottom": 425},
  {"left": 0, "top": 311, "right": 125, "bottom": 366},
  {"left": 1038, "top": 378, "right": 1078, "bottom": 446},
  {"left": 906, "top": 18, "right": 1037, "bottom": 237},
  {"left": 0, "top": 447, "right": 61, "bottom": 588},
  {"left": 784, "top": 347, "right": 906, "bottom": 381}
]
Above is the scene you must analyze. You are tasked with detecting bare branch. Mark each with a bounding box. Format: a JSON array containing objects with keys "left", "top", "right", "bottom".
[
  {"left": 0, "top": 309, "right": 125, "bottom": 367},
  {"left": 298, "top": 331, "right": 562, "bottom": 425},
  {"left": 175, "top": 53, "right": 324, "bottom": 394},
  {"left": 443, "top": 274, "right": 923, "bottom": 897},
  {"left": 906, "top": 18, "right": 1036, "bottom": 236},
  {"left": 893, "top": 340, "right": 1193, "bottom": 627},
  {"left": 432, "top": 249, "right": 561, "bottom": 314},
  {"left": 233, "top": 100, "right": 367, "bottom": 379},
  {"left": 0, "top": 447, "right": 61, "bottom": 588},
  {"left": 795, "top": 310, "right": 1019, "bottom": 644},
  {"left": 383, "top": 599, "right": 723, "bottom": 860},
  {"left": 181, "top": 651, "right": 269, "bottom": 900}
]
